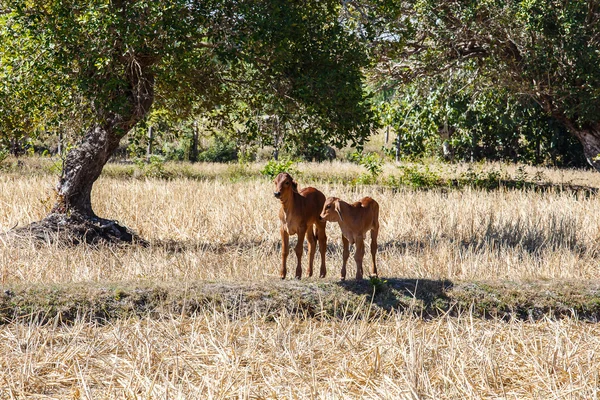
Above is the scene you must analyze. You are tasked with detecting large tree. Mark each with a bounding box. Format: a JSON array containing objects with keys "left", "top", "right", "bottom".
[
  {"left": 0, "top": 0, "right": 375, "bottom": 242},
  {"left": 364, "top": 0, "right": 600, "bottom": 170}
]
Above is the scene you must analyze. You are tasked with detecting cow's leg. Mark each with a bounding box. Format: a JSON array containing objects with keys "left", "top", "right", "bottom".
[
  {"left": 370, "top": 227, "right": 378, "bottom": 277},
  {"left": 294, "top": 227, "right": 307, "bottom": 279},
  {"left": 341, "top": 235, "right": 350, "bottom": 281},
  {"left": 306, "top": 225, "right": 316, "bottom": 277},
  {"left": 280, "top": 227, "right": 289, "bottom": 279},
  {"left": 316, "top": 220, "right": 327, "bottom": 278},
  {"left": 354, "top": 236, "right": 365, "bottom": 280}
]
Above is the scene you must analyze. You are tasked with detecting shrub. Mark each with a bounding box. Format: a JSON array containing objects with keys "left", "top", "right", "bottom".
[
  {"left": 197, "top": 134, "right": 238, "bottom": 163},
  {"left": 133, "top": 155, "right": 170, "bottom": 179},
  {"left": 350, "top": 151, "right": 384, "bottom": 184},
  {"left": 260, "top": 158, "right": 298, "bottom": 179},
  {"left": 457, "top": 167, "right": 504, "bottom": 190},
  {"left": 387, "top": 164, "right": 445, "bottom": 189}
]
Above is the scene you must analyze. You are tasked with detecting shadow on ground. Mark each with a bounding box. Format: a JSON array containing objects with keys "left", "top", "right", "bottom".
[
  {"left": 336, "top": 277, "right": 454, "bottom": 316},
  {"left": 334, "top": 277, "right": 600, "bottom": 321},
  {"left": 152, "top": 238, "right": 279, "bottom": 254},
  {"left": 442, "top": 179, "right": 599, "bottom": 197},
  {"left": 378, "top": 211, "right": 590, "bottom": 256}
]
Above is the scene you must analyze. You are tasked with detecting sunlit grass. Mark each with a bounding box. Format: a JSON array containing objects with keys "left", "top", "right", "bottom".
[
  {"left": 2, "top": 160, "right": 600, "bottom": 284},
  {"left": 1, "top": 310, "right": 599, "bottom": 399},
  {"left": 2, "top": 158, "right": 600, "bottom": 398}
]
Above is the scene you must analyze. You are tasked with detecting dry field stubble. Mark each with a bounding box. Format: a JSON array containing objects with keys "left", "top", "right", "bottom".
[
  {"left": 2, "top": 162, "right": 600, "bottom": 283},
  {"left": 2, "top": 161, "right": 600, "bottom": 398},
  {"left": 2, "top": 311, "right": 600, "bottom": 399}
]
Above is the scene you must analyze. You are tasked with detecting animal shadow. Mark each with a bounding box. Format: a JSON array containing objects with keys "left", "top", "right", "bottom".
[{"left": 336, "top": 277, "right": 454, "bottom": 314}]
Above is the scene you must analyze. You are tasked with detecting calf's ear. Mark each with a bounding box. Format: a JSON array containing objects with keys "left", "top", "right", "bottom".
[
  {"left": 335, "top": 201, "right": 344, "bottom": 222},
  {"left": 291, "top": 180, "right": 298, "bottom": 193}
]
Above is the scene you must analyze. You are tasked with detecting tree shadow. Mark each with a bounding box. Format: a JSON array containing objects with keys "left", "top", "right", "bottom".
[
  {"left": 450, "top": 179, "right": 600, "bottom": 197},
  {"left": 378, "top": 239, "right": 428, "bottom": 253},
  {"left": 378, "top": 213, "right": 589, "bottom": 256},
  {"left": 154, "top": 238, "right": 342, "bottom": 255},
  {"left": 152, "top": 238, "right": 280, "bottom": 254},
  {"left": 387, "top": 178, "right": 600, "bottom": 199},
  {"left": 147, "top": 212, "right": 590, "bottom": 260}
]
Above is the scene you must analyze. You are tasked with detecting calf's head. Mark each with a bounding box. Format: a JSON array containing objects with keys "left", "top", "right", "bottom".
[
  {"left": 273, "top": 172, "right": 298, "bottom": 199},
  {"left": 320, "top": 197, "right": 343, "bottom": 222}
]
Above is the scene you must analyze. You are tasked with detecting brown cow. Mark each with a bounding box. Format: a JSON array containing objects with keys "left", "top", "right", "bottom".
[
  {"left": 320, "top": 196, "right": 379, "bottom": 280},
  {"left": 274, "top": 172, "right": 327, "bottom": 279}
]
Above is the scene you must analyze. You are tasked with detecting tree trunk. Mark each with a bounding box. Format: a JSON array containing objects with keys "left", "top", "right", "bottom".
[
  {"left": 51, "top": 57, "right": 154, "bottom": 219},
  {"left": 273, "top": 115, "right": 280, "bottom": 161},
  {"left": 17, "top": 58, "right": 158, "bottom": 245},
  {"left": 58, "top": 131, "right": 63, "bottom": 156},
  {"left": 52, "top": 124, "right": 124, "bottom": 218},
  {"left": 190, "top": 120, "right": 199, "bottom": 163},
  {"left": 146, "top": 125, "right": 154, "bottom": 162},
  {"left": 554, "top": 111, "right": 600, "bottom": 172},
  {"left": 571, "top": 124, "right": 600, "bottom": 171},
  {"left": 14, "top": 120, "right": 148, "bottom": 245},
  {"left": 10, "top": 138, "right": 21, "bottom": 157}
]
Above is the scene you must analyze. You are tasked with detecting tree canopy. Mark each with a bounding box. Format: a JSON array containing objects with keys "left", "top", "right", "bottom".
[
  {"left": 0, "top": 0, "right": 378, "bottom": 241},
  {"left": 369, "top": 0, "right": 600, "bottom": 168},
  {"left": 1, "top": 1, "right": 375, "bottom": 144},
  {"left": 2, "top": 1, "right": 600, "bottom": 172}
]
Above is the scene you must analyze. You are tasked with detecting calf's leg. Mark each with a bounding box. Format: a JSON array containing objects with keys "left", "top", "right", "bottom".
[
  {"left": 306, "top": 225, "right": 316, "bottom": 277},
  {"left": 280, "top": 227, "right": 290, "bottom": 279},
  {"left": 316, "top": 221, "right": 327, "bottom": 278},
  {"left": 341, "top": 235, "right": 350, "bottom": 281},
  {"left": 294, "top": 228, "right": 307, "bottom": 279},
  {"left": 354, "top": 236, "right": 365, "bottom": 280},
  {"left": 370, "top": 227, "right": 378, "bottom": 277}
]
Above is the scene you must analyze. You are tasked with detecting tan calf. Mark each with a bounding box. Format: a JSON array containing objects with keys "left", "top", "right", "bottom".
[
  {"left": 320, "top": 197, "right": 379, "bottom": 280},
  {"left": 274, "top": 172, "right": 327, "bottom": 279}
]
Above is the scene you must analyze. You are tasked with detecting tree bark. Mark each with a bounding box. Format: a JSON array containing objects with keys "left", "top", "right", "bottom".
[
  {"left": 52, "top": 124, "right": 124, "bottom": 217},
  {"left": 52, "top": 59, "right": 155, "bottom": 221},
  {"left": 190, "top": 120, "right": 199, "bottom": 163},
  {"left": 58, "top": 131, "right": 63, "bottom": 156},
  {"left": 395, "top": 133, "right": 400, "bottom": 162},
  {"left": 571, "top": 124, "right": 600, "bottom": 171},
  {"left": 10, "top": 138, "right": 21, "bottom": 157},
  {"left": 146, "top": 125, "right": 154, "bottom": 162},
  {"left": 553, "top": 111, "right": 600, "bottom": 172}
]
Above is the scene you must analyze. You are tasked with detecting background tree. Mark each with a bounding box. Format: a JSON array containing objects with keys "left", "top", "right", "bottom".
[
  {"left": 367, "top": 0, "right": 600, "bottom": 170},
  {"left": 0, "top": 0, "right": 375, "bottom": 241},
  {"left": 374, "top": 78, "right": 585, "bottom": 166}
]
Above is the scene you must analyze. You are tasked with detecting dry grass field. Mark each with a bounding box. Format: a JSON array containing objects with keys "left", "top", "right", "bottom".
[{"left": 2, "top": 158, "right": 600, "bottom": 398}]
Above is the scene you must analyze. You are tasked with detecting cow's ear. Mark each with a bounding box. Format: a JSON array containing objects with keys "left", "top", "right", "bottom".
[
  {"left": 291, "top": 180, "right": 298, "bottom": 193},
  {"left": 335, "top": 200, "right": 344, "bottom": 222}
]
